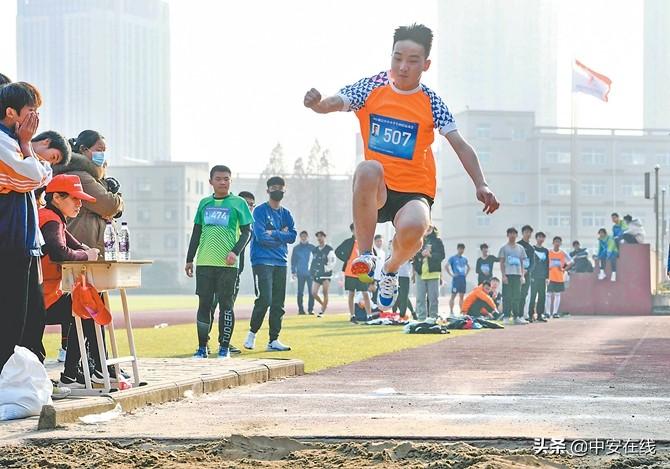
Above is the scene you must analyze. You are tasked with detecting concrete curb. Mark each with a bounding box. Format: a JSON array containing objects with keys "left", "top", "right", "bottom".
[{"left": 38, "top": 358, "right": 304, "bottom": 430}]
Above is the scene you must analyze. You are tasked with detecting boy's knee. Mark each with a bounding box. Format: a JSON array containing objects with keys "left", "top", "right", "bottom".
[{"left": 354, "top": 161, "right": 384, "bottom": 187}]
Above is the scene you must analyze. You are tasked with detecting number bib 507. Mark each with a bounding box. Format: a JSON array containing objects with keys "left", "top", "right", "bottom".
[{"left": 368, "top": 114, "right": 418, "bottom": 160}]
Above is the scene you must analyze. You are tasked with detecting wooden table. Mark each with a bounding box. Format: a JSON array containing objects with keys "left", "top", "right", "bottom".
[{"left": 59, "top": 260, "right": 152, "bottom": 395}]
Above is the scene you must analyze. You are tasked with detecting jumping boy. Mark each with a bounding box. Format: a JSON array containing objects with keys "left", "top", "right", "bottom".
[{"left": 304, "top": 24, "right": 499, "bottom": 310}]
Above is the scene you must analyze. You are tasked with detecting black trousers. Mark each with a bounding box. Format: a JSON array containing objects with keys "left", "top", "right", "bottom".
[
  {"left": 250, "top": 265, "right": 287, "bottom": 342},
  {"left": 519, "top": 272, "right": 531, "bottom": 315},
  {"left": 296, "top": 273, "right": 314, "bottom": 313},
  {"left": 528, "top": 277, "right": 547, "bottom": 319},
  {"left": 502, "top": 274, "right": 522, "bottom": 319},
  {"left": 0, "top": 254, "right": 46, "bottom": 372},
  {"left": 196, "top": 266, "right": 238, "bottom": 349},
  {"left": 393, "top": 276, "right": 414, "bottom": 318},
  {"left": 46, "top": 294, "right": 101, "bottom": 376},
  {"left": 466, "top": 299, "right": 495, "bottom": 317}
]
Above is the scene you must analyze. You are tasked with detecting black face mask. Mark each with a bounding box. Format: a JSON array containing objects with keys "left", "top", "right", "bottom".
[{"left": 269, "top": 190, "right": 284, "bottom": 202}]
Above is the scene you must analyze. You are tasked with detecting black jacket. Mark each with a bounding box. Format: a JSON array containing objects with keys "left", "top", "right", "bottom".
[
  {"left": 335, "top": 236, "right": 356, "bottom": 272},
  {"left": 413, "top": 233, "right": 445, "bottom": 275}
]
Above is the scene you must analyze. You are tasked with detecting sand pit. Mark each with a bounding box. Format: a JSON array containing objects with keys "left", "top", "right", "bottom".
[{"left": 0, "top": 436, "right": 667, "bottom": 468}]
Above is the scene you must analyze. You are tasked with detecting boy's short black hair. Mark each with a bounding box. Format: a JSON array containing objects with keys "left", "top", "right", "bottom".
[
  {"left": 457, "top": 243, "right": 465, "bottom": 249},
  {"left": 553, "top": 236, "right": 562, "bottom": 242},
  {"left": 572, "top": 240, "right": 581, "bottom": 247},
  {"left": 480, "top": 243, "right": 488, "bottom": 250},
  {"left": 393, "top": 23, "right": 433, "bottom": 58},
  {"left": 611, "top": 212, "right": 619, "bottom": 218},
  {"left": 598, "top": 228, "right": 607, "bottom": 235},
  {"left": 623, "top": 214, "right": 633, "bottom": 223},
  {"left": 507, "top": 227, "right": 518, "bottom": 235},
  {"left": 374, "top": 234, "right": 382, "bottom": 240},
  {"left": 491, "top": 276, "right": 500, "bottom": 282},
  {"left": 349, "top": 223, "right": 354, "bottom": 231},
  {"left": 32, "top": 130, "right": 72, "bottom": 167},
  {"left": 315, "top": 231, "right": 326, "bottom": 237},
  {"left": 238, "top": 191, "right": 255, "bottom": 200},
  {"left": 266, "top": 176, "right": 285, "bottom": 188},
  {"left": 300, "top": 230, "right": 308, "bottom": 236},
  {"left": 0, "top": 82, "right": 42, "bottom": 118},
  {"left": 209, "top": 165, "right": 231, "bottom": 179},
  {"left": 535, "top": 231, "right": 546, "bottom": 239},
  {"left": 481, "top": 280, "right": 491, "bottom": 287},
  {"left": 0, "top": 73, "right": 11, "bottom": 86},
  {"left": 522, "top": 225, "right": 533, "bottom": 233}
]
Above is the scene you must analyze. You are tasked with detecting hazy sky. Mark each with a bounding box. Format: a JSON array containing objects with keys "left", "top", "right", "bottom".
[{"left": 0, "top": 0, "right": 644, "bottom": 174}]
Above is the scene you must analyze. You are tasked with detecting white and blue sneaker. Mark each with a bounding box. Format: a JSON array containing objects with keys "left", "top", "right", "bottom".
[
  {"left": 217, "top": 347, "right": 230, "bottom": 359},
  {"left": 192, "top": 346, "right": 208, "bottom": 359},
  {"left": 351, "top": 252, "right": 376, "bottom": 283},
  {"left": 377, "top": 270, "right": 399, "bottom": 311}
]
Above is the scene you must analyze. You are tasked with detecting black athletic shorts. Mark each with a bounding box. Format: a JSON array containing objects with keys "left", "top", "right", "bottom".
[
  {"left": 313, "top": 274, "right": 332, "bottom": 285},
  {"left": 345, "top": 276, "right": 368, "bottom": 292},
  {"left": 377, "top": 188, "right": 434, "bottom": 224},
  {"left": 547, "top": 281, "right": 565, "bottom": 293}
]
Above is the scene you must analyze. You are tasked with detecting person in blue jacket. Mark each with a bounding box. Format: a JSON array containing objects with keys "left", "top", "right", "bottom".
[
  {"left": 291, "top": 231, "right": 315, "bottom": 315},
  {"left": 244, "top": 176, "right": 297, "bottom": 352}
]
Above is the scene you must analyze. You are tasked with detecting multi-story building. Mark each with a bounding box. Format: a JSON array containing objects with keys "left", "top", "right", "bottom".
[
  {"left": 107, "top": 162, "right": 208, "bottom": 292},
  {"left": 17, "top": 0, "right": 170, "bottom": 164},
  {"left": 107, "top": 163, "right": 356, "bottom": 292},
  {"left": 440, "top": 110, "right": 670, "bottom": 257},
  {"left": 437, "top": 0, "right": 559, "bottom": 126}
]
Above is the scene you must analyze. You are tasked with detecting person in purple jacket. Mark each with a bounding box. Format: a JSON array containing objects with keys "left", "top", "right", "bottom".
[{"left": 244, "top": 176, "right": 297, "bottom": 352}]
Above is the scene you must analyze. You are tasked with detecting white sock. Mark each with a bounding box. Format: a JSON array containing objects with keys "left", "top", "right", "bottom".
[
  {"left": 546, "top": 293, "right": 553, "bottom": 315},
  {"left": 554, "top": 293, "right": 561, "bottom": 314}
]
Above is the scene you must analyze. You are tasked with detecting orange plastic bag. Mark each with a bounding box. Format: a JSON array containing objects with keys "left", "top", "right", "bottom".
[{"left": 71, "top": 274, "right": 112, "bottom": 326}]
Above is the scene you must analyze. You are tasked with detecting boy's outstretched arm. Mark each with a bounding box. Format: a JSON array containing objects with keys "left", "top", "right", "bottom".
[
  {"left": 445, "top": 130, "right": 500, "bottom": 215},
  {"left": 304, "top": 88, "right": 344, "bottom": 114}
]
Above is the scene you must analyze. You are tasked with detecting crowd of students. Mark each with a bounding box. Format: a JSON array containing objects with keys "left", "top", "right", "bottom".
[
  {"left": 0, "top": 77, "right": 125, "bottom": 399},
  {"left": 315, "top": 213, "right": 643, "bottom": 327}
]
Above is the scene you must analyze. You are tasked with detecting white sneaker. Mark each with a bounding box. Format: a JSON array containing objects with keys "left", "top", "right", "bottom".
[
  {"left": 502, "top": 317, "right": 512, "bottom": 325},
  {"left": 244, "top": 331, "right": 256, "bottom": 350},
  {"left": 513, "top": 317, "right": 529, "bottom": 325},
  {"left": 377, "top": 270, "right": 399, "bottom": 311},
  {"left": 611, "top": 272, "right": 617, "bottom": 282},
  {"left": 598, "top": 270, "right": 606, "bottom": 280},
  {"left": 267, "top": 339, "right": 291, "bottom": 352},
  {"left": 57, "top": 348, "right": 66, "bottom": 363}
]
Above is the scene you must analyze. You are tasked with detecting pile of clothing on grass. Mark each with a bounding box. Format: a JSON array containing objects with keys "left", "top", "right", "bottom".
[{"left": 404, "top": 315, "right": 504, "bottom": 335}]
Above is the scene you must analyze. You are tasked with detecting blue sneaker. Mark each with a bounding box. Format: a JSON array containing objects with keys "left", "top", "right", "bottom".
[
  {"left": 351, "top": 252, "right": 376, "bottom": 283},
  {"left": 377, "top": 270, "right": 399, "bottom": 311},
  {"left": 217, "top": 347, "right": 230, "bottom": 359},
  {"left": 192, "top": 346, "right": 208, "bottom": 359}
]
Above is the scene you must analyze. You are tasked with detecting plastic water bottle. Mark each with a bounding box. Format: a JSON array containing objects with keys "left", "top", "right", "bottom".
[
  {"left": 118, "top": 222, "right": 130, "bottom": 261},
  {"left": 104, "top": 221, "right": 117, "bottom": 261}
]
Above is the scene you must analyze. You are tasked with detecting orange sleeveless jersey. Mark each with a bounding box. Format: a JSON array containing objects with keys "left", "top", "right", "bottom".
[{"left": 338, "top": 71, "right": 457, "bottom": 199}]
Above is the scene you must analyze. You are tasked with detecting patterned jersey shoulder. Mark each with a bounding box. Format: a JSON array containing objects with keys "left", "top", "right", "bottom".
[
  {"left": 337, "top": 71, "right": 390, "bottom": 112},
  {"left": 420, "top": 84, "right": 458, "bottom": 136}
]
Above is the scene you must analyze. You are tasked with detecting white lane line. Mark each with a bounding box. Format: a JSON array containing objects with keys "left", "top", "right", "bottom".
[{"left": 209, "top": 393, "right": 670, "bottom": 403}]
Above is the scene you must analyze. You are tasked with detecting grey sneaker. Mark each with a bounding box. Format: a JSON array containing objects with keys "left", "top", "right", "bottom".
[
  {"left": 52, "top": 384, "right": 71, "bottom": 400},
  {"left": 513, "top": 317, "right": 529, "bottom": 325},
  {"left": 267, "top": 339, "right": 291, "bottom": 352}
]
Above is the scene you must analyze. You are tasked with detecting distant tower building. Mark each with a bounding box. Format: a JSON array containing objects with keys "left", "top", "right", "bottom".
[
  {"left": 17, "top": 0, "right": 171, "bottom": 163},
  {"left": 437, "top": 0, "right": 559, "bottom": 126},
  {"left": 644, "top": 0, "right": 670, "bottom": 128}
]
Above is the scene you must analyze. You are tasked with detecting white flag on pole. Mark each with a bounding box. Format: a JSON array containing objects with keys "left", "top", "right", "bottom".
[{"left": 572, "top": 60, "right": 612, "bottom": 102}]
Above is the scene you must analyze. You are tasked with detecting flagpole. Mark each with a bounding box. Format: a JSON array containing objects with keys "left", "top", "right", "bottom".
[{"left": 570, "top": 65, "right": 578, "bottom": 244}]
